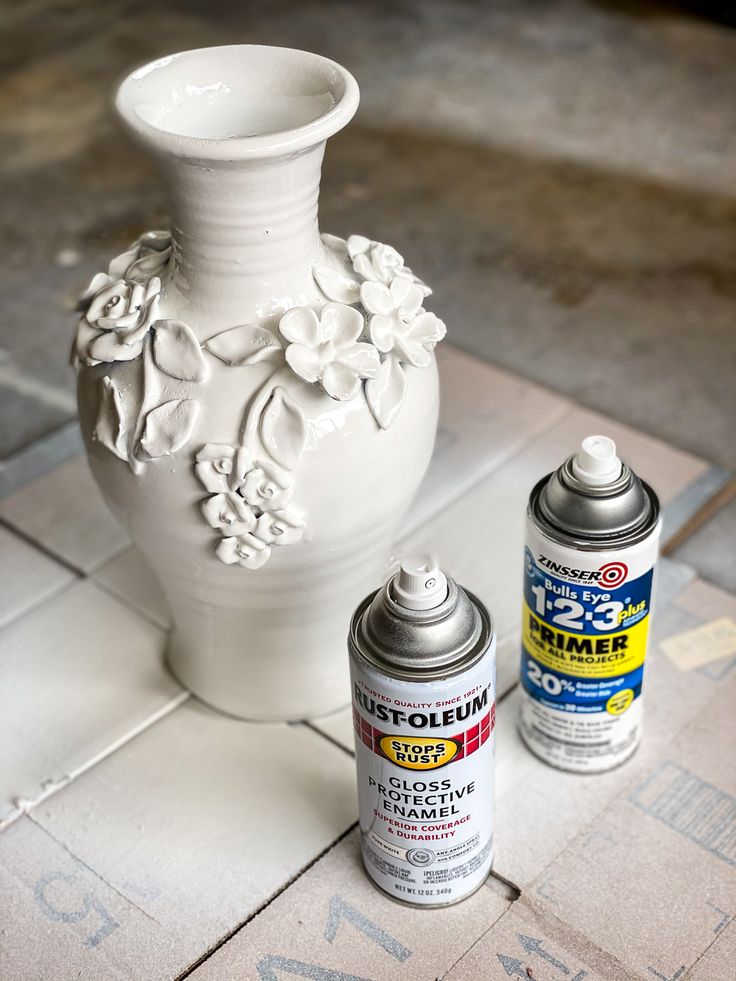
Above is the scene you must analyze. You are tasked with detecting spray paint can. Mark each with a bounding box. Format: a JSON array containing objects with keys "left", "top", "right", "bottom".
[
  {"left": 519, "top": 435, "right": 661, "bottom": 773},
  {"left": 349, "top": 556, "right": 495, "bottom": 907}
]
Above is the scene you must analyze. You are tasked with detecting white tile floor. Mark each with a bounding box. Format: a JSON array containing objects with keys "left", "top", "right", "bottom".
[
  {"left": 0, "top": 455, "right": 130, "bottom": 574},
  {"left": 189, "top": 827, "right": 510, "bottom": 981},
  {"left": 0, "top": 524, "right": 76, "bottom": 629},
  {"left": 0, "top": 346, "right": 732, "bottom": 981},
  {"left": 26, "top": 705, "right": 358, "bottom": 979},
  {"left": 0, "top": 580, "right": 181, "bottom": 827}
]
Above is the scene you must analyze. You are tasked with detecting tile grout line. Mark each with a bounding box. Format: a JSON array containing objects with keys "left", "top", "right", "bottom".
[
  {"left": 0, "top": 690, "right": 190, "bottom": 834},
  {"left": 0, "top": 514, "right": 86, "bottom": 579},
  {"left": 303, "top": 719, "right": 356, "bottom": 758},
  {"left": 662, "top": 473, "right": 736, "bottom": 555},
  {"left": 0, "top": 419, "right": 83, "bottom": 499},
  {"left": 174, "top": 820, "right": 360, "bottom": 981},
  {"left": 92, "top": 574, "right": 171, "bottom": 632},
  {"left": 683, "top": 927, "right": 729, "bottom": 980},
  {"left": 439, "top": 892, "right": 517, "bottom": 981},
  {"left": 25, "top": 812, "right": 164, "bottom": 929},
  {"left": 0, "top": 574, "right": 80, "bottom": 636}
]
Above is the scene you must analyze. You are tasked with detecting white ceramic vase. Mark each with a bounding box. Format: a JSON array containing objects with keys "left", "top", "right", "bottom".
[{"left": 73, "top": 46, "right": 445, "bottom": 720}]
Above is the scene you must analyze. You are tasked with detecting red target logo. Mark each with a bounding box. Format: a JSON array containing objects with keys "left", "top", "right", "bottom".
[{"left": 599, "top": 562, "right": 628, "bottom": 589}]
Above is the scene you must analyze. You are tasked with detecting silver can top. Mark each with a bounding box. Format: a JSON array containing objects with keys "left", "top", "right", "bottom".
[
  {"left": 351, "top": 556, "right": 492, "bottom": 680},
  {"left": 532, "top": 435, "right": 659, "bottom": 547}
]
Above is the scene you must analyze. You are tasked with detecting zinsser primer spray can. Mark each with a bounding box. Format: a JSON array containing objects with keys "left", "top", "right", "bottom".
[
  {"left": 349, "top": 556, "right": 495, "bottom": 907},
  {"left": 520, "top": 435, "right": 661, "bottom": 773}
]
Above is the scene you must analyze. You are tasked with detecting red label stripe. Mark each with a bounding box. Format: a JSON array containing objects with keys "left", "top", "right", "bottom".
[{"left": 352, "top": 703, "right": 495, "bottom": 762}]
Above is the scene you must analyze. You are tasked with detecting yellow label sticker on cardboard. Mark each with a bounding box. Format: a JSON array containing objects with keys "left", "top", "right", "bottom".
[
  {"left": 660, "top": 617, "right": 736, "bottom": 672},
  {"left": 522, "top": 601, "right": 650, "bottom": 679}
]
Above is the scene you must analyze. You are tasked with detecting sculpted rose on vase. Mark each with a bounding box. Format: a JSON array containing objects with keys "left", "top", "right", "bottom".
[{"left": 73, "top": 46, "right": 444, "bottom": 720}]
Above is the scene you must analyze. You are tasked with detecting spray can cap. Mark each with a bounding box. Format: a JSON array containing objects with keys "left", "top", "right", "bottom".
[
  {"left": 571, "top": 435, "right": 622, "bottom": 487},
  {"left": 393, "top": 555, "right": 448, "bottom": 610},
  {"left": 534, "top": 433, "right": 658, "bottom": 543},
  {"left": 354, "top": 556, "right": 491, "bottom": 675}
]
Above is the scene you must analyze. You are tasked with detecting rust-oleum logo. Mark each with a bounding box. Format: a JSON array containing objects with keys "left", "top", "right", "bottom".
[
  {"left": 379, "top": 736, "right": 460, "bottom": 770},
  {"left": 353, "top": 685, "right": 489, "bottom": 728}
]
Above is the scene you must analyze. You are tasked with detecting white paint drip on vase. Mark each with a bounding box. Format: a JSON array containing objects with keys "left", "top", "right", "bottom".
[{"left": 73, "top": 45, "right": 444, "bottom": 720}]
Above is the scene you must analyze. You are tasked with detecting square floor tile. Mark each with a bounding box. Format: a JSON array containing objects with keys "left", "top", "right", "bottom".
[
  {"left": 27, "top": 704, "right": 358, "bottom": 979},
  {"left": 0, "top": 579, "right": 181, "bottom": 825},
  {"left": 0, "top": 457, "right": 129, "bottom": 574},
  {"left": 0, "top": 524, "right": 76, "bottom": 629},
  {"left": 410, "top": 346, "right": 570, "bottom": 532}
]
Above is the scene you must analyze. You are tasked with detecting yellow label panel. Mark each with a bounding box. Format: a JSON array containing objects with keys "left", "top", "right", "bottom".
[
  {"left": 522, "top": 600, "right": 650, "bottom": 679},
  {"left": 379, "top": 735, "right": 459, "bottom": 770},
  {"left": 606, "top": 689, "right": 635, "bottom": 714}
]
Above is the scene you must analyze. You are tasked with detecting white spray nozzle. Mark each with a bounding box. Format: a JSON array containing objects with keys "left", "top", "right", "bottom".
[
  {"left": 571, "top": 435, "right": 622, "bottom": 487},
  {"left": 393, "top": 555, "right": 448, "bottom": 611}
]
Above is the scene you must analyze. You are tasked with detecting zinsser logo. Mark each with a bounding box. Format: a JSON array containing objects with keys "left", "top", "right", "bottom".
[
  {"left": 537, "top": 554, "right": 628, "bottom": 588},
  {"left": 379, "top": 735, "right": 460, "bottom": 770}
]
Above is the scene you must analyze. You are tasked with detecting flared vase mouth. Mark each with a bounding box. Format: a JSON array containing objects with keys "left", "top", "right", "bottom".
[{"left": 115, "top": 45, "right": 360, "bottom": 160}]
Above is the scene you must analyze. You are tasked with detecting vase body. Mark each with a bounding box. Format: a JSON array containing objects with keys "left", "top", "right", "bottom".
[{"left": 74, "top": 46, "right": 443, "bottom": 720}]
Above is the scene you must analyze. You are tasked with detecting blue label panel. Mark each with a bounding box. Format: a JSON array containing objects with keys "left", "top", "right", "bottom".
[
  {"left": 523, "top": 547, "right": 653, "bottom": 636},
  {"left": 521, "top": 654, "right": 644, "bottom": 713},
  {"left": 521, "top": 547, "right": 654, "bottom": 715}
]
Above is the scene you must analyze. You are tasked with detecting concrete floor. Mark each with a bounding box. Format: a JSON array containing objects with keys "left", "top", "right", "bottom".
[{"left": 1, "top": 0, "right": 734, "bottom": 577}]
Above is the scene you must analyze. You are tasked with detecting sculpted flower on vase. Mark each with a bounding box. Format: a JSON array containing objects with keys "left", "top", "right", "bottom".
[
  {"left": 361, "top": 277, "right": 446, "bottom": 369},
  {"left": 216, "top": 533, "right": 271, "bottom": 570},
  {"left": 201, "top": 493, "right": 257, "bottom": 536},
  {"left": 346, "top": 234, "right": 430, "bottom": 296},
  {"left": 280, "top": 302, "right": 379, "bottom": 401},
  {"left": 107, "top": 230, "right": 171, "bottom": 283},
  {"left": 312, "top": 233, "right": 430, "bottom": 306},
  {"left": 255, "top": 509, "right": 305, "bottom": 546},
  {"left": 73, "top": 230, "right": 172, "bottom": 369},
  {"left": 194, "top": 443, "right": 250, "bottom": 495},
  {"left": 77, "top": 231, "right": 171, "bottom": 310},
  {"left": 75, "top": 276, "right": 162, "bottom": 366},
  {"left": 195, "top": 438, "right": 304, "bottom": 569},
  {"left": 239, "top": 459, "right": 293, "bottom": 511}
]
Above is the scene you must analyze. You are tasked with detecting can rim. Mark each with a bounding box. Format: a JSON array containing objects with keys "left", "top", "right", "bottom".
[
  {"left": 349, "top": 586, "right": 494, "bottom": 682},
  {"left": 530, "top": 473, "right": 661, "bottom": 550}
]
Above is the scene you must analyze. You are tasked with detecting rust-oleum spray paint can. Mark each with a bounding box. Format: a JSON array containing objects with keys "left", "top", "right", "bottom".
[
  {"left": 520, "top": 435, "right": 661, "bottom": 773},
  {"left": 349, "top": 556, "right": 495, "bottom": 907}
]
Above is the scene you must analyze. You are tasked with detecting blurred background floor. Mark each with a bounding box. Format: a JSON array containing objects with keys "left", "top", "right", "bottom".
[{"left": 1, "top": 0, "right": 734, "bottom": 583}]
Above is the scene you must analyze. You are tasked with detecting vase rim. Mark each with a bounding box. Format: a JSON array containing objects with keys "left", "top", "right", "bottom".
[{"left": 115, "top": 44, "right": 360, "bottom": 161}]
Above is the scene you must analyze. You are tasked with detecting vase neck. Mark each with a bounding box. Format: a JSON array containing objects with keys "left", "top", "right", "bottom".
[{"left": 162, "top": 145, "right": 325, "bottom": 323}]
